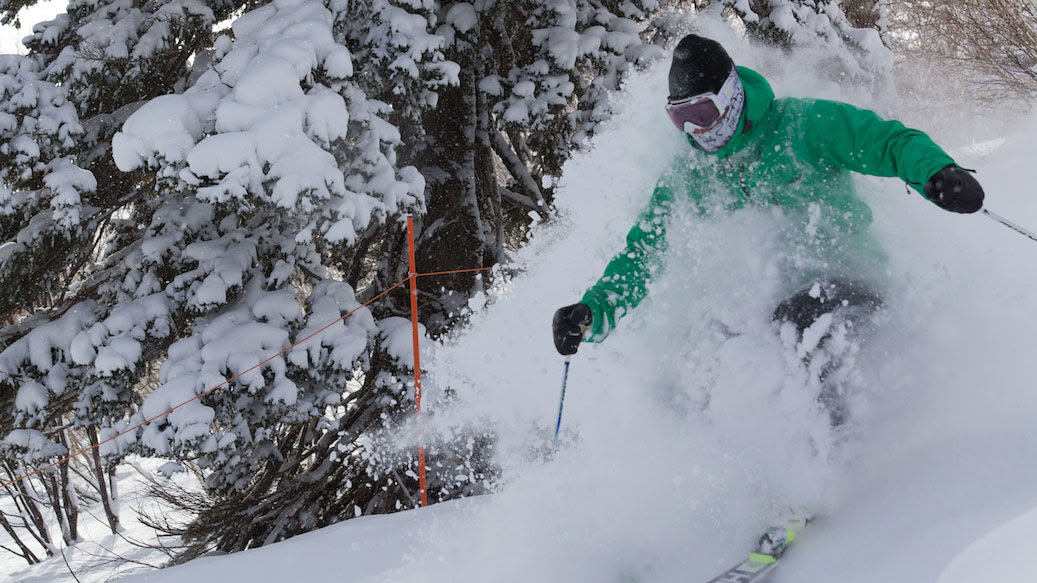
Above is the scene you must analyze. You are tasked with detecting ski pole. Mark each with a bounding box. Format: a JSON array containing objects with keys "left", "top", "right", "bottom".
[
  {"left": 554, "top": 356, "right": 572, "bottom": 442},
  {"left": 982, "top": 208, "right": 1037, "bottom": 244}
]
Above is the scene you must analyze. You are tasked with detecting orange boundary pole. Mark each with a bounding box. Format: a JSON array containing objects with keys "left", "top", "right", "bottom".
[{"left": 406, "top": 215, "right": 428, "bottom": 508}]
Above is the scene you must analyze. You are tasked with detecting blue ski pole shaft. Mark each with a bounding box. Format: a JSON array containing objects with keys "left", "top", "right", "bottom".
[
  {"left": 554, "top": 356, "right": 571, "bottom": 441},
  {"left": 983, "top": 208, "right": 1037, "bottom": 244}
]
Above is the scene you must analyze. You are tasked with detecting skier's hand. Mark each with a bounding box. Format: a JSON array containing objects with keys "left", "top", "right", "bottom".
[
  {"left": 552, "top": 303, "right": 592, "bottom": 356},
  {"left": 924, "top": 165, "right": 984, "bottom": 213}
]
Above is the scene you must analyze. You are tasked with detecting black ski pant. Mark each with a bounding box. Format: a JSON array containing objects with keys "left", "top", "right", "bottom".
[
  {"left": 772, "top": 279, "right": 883, "bottom": 339},
  {"left": 772, "top": 278, "right": 883, "bottom": 425}
]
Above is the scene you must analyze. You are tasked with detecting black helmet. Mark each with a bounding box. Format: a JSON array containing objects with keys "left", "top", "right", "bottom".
[{"left": 668, "top": 34, "right": 734, "bottom": 101}]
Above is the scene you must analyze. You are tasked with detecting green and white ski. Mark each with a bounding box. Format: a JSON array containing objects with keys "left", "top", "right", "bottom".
[
  {"left": 706, "top": 551, "right": 782, "bottom": 583},
  {"left": 706, "top": 514, "right": 809, "bottom": 583}
]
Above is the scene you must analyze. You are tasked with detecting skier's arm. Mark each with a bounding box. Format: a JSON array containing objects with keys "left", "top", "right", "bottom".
[
  {"left": 801, "top": 99, "right": 958, "bottom": 196},
  {"left": 579, "top": 181, "right": 675, "bottom": 342}
]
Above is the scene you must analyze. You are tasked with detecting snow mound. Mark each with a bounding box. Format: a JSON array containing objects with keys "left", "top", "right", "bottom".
[{"left": 940, "top": 506, "right": 1037, "bottom": 583}]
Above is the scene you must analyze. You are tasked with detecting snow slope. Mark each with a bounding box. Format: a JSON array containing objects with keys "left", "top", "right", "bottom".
[
  {"left": 940, "top": 503, "right": 1037, "bottom": 583},
  {"left": 1, "top": 458, "right": 200, "bottom": 583},
  {"left": 11, "top": 22, "right": 1037, "bottom": 583}
]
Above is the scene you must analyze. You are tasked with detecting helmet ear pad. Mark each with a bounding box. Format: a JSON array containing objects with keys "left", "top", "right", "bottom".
[{"left": 668, "top": 34, "right": 735, "bottom": 101}]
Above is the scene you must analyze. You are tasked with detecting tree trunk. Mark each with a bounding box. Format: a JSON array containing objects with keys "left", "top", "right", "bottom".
[
  {"left": 0, "top": 510, "right": 40, "bottom": 565},
  {"left": 4, "top": 463, "right": 53, "bottom": 553},
  {"left": 57, "top": 431, "right": 78, "bottom": 542},
  {"left": 43, "top": 473, "right": 71, "bottom": 545},
  {"left": 87, "top": 426, "right": 119, "bottom": 534}
]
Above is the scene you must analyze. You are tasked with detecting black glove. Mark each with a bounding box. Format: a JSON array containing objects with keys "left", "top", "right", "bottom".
[
  {"left": 552, "top": 303, "right": 592, "bottom": 356},
  {"left": 924, "top": 165, "right": 984, "bottom": 213}
]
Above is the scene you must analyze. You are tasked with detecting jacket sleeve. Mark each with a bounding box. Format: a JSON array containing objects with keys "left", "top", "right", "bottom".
[
  {"left": 801, "top": 99, "right": 957, "bottom": 196},
  {"left": 580, "top": 181, "right": 675, "bottom": 342}
]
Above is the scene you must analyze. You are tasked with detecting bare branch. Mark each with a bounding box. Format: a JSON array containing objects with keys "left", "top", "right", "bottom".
[{"left": 490, "top": 128, "right": 547, "bottom": 209}]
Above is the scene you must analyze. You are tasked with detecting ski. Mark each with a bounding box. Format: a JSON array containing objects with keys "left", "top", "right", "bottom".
[
  {"left": 706, "top": 514, "right": 809, "bottom": 583},
  {"left": 706, "top": 552, "right": 781, "bottom": 583}
]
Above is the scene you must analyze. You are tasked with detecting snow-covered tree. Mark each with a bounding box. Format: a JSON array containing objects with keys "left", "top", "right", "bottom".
[
  {"left": 0, "top": 0, "right": 443, "bottom": 558},
  {"left": 0, "top": 0, "right": 893, "bottom": 563},
  {"left": 374, "top": 0, "right": 668, "bottom": 332},
  {"left": 716, "top": 0, "right": 892, "bottom": 86}
]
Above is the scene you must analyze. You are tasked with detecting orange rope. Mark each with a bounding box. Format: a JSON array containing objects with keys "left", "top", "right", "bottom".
[
  {"left": 1, "top": 266, "right": 492, "bottom": 492},
  {"left": 416, "top": 267, "right": 493, "bottom": 278}
]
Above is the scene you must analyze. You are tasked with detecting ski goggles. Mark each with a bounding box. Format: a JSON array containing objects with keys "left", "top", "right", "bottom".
[{"left": 665, "top": 68, "right": 740, "bottom": 132}]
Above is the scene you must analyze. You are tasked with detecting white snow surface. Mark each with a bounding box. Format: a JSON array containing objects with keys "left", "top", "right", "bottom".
[
  {"left": 1, "top": 458, "right": 202, "bottom": 583},
  {"left": 939, "top": 503, "right": 1037, "bottom": 583},
  {"left": 9, "top": 25, "right": 1037, "bottom": 583}
]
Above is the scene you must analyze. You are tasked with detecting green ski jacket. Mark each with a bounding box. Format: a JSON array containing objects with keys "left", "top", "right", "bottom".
[{"left": 581, "top": 66, "right": 957, "bottom": 341}]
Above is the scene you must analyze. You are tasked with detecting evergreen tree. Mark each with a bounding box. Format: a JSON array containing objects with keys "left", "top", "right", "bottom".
[
  {"left": 718, "top": 0, "right": 891, "bottom": 86},
  {"left": 0, "top": 0, "right": 449, "bottom": 557}
]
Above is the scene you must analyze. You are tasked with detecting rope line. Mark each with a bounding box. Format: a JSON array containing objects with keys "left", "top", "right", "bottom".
[
  {"left": 1, "top": 265, "right": 490, "bottom": 491},
  {"left": 416, "top": 267, "right": 493, "bottom": 278}
]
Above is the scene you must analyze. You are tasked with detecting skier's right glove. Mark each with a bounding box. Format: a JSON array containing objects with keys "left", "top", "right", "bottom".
[
  {"left": 924, "top": 165, "right": 984, "bottom": 213},
  {"left": 552, "top": 303, "right": 592, "bottom": 356}
]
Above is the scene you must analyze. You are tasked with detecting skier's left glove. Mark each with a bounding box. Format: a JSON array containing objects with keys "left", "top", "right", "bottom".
[
  {"left": 924, "top": 165, "right": 984, "bottom": 213},
  {"left": 552, "top": 303, "right": 592, "bottom": 356}
]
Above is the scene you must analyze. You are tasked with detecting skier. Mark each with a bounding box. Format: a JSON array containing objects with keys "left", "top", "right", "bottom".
[{"left": 551, "top": 34, "right": 985, "bottom": 418}]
